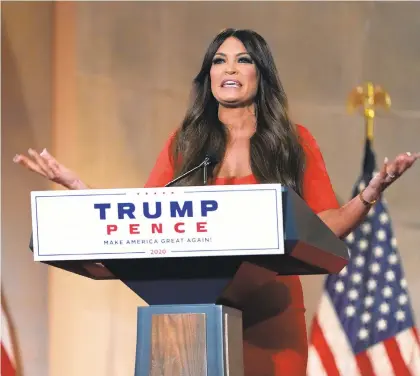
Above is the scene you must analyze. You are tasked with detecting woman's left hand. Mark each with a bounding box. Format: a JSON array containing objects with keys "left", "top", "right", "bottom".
[{"left": 367, "top": 152, "right": 420, "bottom": 197}]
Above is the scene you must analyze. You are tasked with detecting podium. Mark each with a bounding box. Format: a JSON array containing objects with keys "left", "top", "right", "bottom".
[{"left": 29, "top": 184, "right": 349, "bottom": 375}]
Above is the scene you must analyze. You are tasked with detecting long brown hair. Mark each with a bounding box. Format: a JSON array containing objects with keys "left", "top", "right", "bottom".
[{"left": 170, "top": 28, "right": 306, "bottom": 196}]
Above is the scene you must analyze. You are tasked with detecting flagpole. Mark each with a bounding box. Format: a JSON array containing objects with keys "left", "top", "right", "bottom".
[{"left": 347, "top": 81, "right": 392, "bottom": 143}]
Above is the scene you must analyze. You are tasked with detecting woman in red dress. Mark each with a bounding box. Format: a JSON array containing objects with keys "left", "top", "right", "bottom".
[
  {"left": 143, "top": 124, "right": 339, "bottom": 376},
  {"left": 15, "top": 28, "right": 419, "bottom": 375}
]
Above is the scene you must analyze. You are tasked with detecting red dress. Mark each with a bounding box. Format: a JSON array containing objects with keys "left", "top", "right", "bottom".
[{"left": 145, "top": 125, "right": 339, "bottom": 376}]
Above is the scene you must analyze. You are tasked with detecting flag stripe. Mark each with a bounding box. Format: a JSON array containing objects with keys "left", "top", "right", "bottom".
[
  {"left": 309, "top": 318, "right": 340, "bottom": 375},
  {"left": 413, "top": 327, "right": 420, "bottom": 345},
  {"left": 1, "top": 343, "right": 16, "bottom": 376},
  {"left": 384, "top": 336, "right": 412, "bottom": 376},
  {"left": 307, "top": 346, "right": 328, "bottom": 376},
  {"left": 396, "top": 328, "right": 415, "bottom": 364},
  {"left": 1, "top": 306, "right": 15, "bottom": 366},
  {"left": 2, "top": 298, "right": 17, "bottom": 376},
  {"left": 316, "top": 294, "right": 361, "bottom": 375},
  {"left": 355, "top": 351, "right": 376, "bottom": 376},
  {"left": 395, "top": 328, "right": 420, "bottom": 375},
  {"left": 408, "top": 335, "right": 420, "bottom": 375},
  {"left": 367, "top": 342, "right": 395, "bottom": 375}
]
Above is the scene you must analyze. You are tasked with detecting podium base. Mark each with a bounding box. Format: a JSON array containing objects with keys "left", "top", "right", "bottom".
[{"left": 135, "top": 304, "right": 244, "bottom": 376}]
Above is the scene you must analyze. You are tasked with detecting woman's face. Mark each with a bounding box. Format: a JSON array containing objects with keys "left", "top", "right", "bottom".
[{"left": 210, "top": 37, "right": 258, "bottom": 107}]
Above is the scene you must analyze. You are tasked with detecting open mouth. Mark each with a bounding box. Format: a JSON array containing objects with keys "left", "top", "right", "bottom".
[{"left": 221, "top": 80, "right": 242, "bottom": 88}]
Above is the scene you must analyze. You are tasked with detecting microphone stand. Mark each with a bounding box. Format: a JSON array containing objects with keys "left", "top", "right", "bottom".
[
  {"left": 165, "top": 155, "right": 217, "bottom": 187},
  {"left": 202, "top": 155, "right": 213, "bottom": 185}
]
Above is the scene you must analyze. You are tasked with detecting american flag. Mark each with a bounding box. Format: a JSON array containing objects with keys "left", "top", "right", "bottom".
[
  {"left": 307, "top": 140, "right": 420, "bottom": 375},
  {"left": 1, "top": 293, "right": 16, "bottom": 376}
]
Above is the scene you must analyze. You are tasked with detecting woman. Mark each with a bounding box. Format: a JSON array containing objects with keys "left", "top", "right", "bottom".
[{"left": 14, "top": 28, "right": 418, "bottom": 375}]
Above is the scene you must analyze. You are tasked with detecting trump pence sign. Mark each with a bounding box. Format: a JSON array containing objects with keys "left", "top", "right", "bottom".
[{"left": 30, "top": 184, "right": 285, "bottom": 261}]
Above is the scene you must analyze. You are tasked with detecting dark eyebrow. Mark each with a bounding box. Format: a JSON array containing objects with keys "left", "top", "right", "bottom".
[{"left": 214, "top": 52, "right": 250, "bottom": 57}]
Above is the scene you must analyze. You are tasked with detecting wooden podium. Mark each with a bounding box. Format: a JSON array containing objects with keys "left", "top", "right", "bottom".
[{"left": 29, "top": 184, "right": 349, "bottom": 376}]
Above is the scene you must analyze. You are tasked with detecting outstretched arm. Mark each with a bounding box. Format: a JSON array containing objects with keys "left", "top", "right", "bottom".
[
  {"left": 13, "top": 148, "right": 89, "bottom": 190},
  {"left": 319, "top": 152, "right": 419, "bottom": 239},
  {"left": 13, "top": 131, "right": 178, "bottom": 190},
  {"left": 297, "top": 125, "right": 418, "bottom": 239}
]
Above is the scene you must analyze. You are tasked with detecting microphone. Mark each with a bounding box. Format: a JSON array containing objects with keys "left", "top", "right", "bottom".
[
  {"left": 202, "top": 153, "right": 218, "bottom": 185},
  {"left": 203, "top": 153, "right": 219, "bottom": 167},
  {"left": 165, "top": 153, "right": 219, "bottom": 187}
]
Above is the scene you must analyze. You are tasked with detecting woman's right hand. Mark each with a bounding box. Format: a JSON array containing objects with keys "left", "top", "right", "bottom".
[{"left": 13, "top": 148, "right": 88, "bottom": 190}]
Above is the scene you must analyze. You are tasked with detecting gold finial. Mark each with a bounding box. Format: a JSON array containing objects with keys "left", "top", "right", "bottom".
[{"left": 347, "top": 82, "right": 391, "bottom": 141}]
